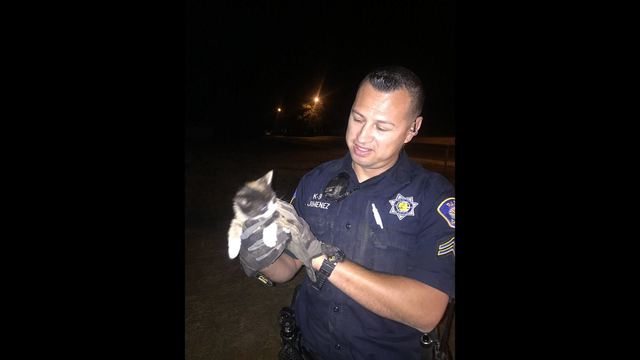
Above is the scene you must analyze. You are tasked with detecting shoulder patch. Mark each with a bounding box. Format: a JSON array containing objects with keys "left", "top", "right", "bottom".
[{"left": 437, "top": 197, "right": 455, "bottom": 228}]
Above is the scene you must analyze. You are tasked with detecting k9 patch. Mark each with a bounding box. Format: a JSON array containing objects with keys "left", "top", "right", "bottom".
[{"left": 437, "top": 197, "right": 455, "bottom": 228}]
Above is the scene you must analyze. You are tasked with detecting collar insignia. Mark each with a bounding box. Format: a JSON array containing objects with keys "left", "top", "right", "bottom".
[{"left": 388, "top": 193, "right": 419, "bottom": 220}]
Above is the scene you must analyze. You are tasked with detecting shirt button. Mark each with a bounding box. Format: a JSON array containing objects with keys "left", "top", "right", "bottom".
[
  {"left": 333, "top": 306, "right": 340, "bottom": 312},
  {"left": 335, "top": 344, "right": 342, "bottom": 350},
  {"left": 345, "top": 223, "right": 351, "bottom": 229}
]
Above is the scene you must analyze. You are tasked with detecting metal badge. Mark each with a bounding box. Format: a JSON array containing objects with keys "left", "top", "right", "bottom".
[{"left": 388, "top": 193, "right": 419, "bottom": 220}]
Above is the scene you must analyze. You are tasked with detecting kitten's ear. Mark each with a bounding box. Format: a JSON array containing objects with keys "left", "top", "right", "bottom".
[{"left": 261, "top": 170, "right": 273, "bottom": 185}]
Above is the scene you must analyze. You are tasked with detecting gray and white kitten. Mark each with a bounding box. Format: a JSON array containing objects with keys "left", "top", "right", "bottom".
[{"left": 228, "top": 170, "right": 279, "bottom": 259}]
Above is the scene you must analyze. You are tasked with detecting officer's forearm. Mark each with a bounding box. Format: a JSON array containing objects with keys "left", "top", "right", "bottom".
[
  {"left": 312, "top": 256, "right": 448, "bottom": 333},
  {"left": 261, "top": 253, "right": 303, "bottom": 283}
]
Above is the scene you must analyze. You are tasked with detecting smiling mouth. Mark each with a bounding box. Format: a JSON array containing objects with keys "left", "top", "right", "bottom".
[{"left": 353, "top": 144, "right": 372, "bottom": 156}]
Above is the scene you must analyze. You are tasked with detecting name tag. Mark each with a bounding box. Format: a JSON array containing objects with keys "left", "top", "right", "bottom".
[{"left": 306, "top": 200, "right": 330, "bottom": 209}]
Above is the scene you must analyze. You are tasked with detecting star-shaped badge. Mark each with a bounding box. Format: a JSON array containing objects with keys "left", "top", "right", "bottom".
[{"left": 388, "top": 193, "right": 419, "bottom": 220}]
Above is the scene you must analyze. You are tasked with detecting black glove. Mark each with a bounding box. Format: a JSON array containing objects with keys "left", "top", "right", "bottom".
[
  {"left": 274, "top": 201, "right": 323, "bottom": 282},
  {"left": 238, "top": 211, "right": 291, "bottom": 277}
]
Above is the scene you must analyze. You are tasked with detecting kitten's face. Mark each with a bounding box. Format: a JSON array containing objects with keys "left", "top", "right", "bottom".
[{"left": 233, "top": 170, "right": 277, "bottom": 219}]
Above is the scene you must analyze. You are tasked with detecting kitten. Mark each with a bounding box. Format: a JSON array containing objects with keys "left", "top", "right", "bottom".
[
  {"left": 227, "top": 170, "right": 320, "bottom": 282},
  {"left": 228, "top": 170, "right": 280, "bottom": 259}
]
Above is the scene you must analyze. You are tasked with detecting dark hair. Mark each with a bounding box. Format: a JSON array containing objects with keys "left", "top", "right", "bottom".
[{"left": 361, "top": 66, "right": 425, "bottom": 118}]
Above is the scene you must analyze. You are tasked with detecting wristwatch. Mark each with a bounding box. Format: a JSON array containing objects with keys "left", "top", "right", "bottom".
[{"left": 312, "top": 243, "right": 345, "bottom": 291}]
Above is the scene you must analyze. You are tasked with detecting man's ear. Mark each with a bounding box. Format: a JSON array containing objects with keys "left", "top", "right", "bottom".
[{"left": 404, "top": 116, "right": 423, "bottom": 144}]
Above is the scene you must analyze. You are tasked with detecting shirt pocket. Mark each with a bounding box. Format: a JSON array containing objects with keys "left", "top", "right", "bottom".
[
  {"left": 368, "top": 223, "right": 417, "bottom": 274},
  {"left": 371, "top": 227, "right": 414, "bottom": 251}
]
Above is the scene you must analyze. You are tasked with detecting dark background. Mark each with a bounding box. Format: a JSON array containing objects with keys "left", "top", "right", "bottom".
[{"left": 186, "top": 0, "right": 455, "bottom": 140}]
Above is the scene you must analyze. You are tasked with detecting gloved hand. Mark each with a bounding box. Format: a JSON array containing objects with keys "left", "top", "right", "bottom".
[
  {"left": 237, "top": 211, "right": 291, "bottom": 277},
  {"left": 274, "top": 200, "right": 323, "bottom": 282}
]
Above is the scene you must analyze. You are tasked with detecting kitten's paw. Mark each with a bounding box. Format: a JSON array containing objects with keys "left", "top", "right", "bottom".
[
  {"left": 228, "top": 225, "right": 242, "bottom": 259},
  {"left": 263, "top": 222, "right": 278, "bottom": 247},
  {"left": 228, "top": 236, "right": 241, "bottom": 259}
]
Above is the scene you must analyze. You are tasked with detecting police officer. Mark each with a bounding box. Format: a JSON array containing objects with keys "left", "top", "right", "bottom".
[{"left": 241, "top": 66, "right": 455, "bottom": 359}]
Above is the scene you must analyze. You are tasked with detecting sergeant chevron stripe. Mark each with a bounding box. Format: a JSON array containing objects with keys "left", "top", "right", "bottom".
[{"left": 437, "top": 237, "right": 455, "bottom": 256}]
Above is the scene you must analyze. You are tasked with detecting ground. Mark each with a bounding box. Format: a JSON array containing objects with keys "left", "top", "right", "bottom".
[{"left": 185, "top": 135, "right": 455, "bottom": 359}]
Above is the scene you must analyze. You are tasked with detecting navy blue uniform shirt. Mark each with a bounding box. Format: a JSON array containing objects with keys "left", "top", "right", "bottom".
[{"left": 291, "top": 150, "right": 455, "bottom": 360}]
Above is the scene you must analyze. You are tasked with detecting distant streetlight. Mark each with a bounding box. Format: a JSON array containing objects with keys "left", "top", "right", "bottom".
[
  {"left": 314, "top": 97, "right": 319, "bottom": 103},
  {"left": 277, "top": 107, "right": 282, "bottom": 112}
]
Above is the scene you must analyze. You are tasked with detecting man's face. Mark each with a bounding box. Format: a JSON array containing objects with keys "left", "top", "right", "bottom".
[{"left": 346, "top": 82, "right": 421, "bottom": 180}]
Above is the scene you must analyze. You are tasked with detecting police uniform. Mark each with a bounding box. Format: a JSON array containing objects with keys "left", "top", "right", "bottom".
[{"left": 290, "top": 150, "right": 455, "bottom": 360}]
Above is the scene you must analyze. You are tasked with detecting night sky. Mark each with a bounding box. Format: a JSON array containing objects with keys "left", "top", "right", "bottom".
[{"left": 186, "top": 1, "right": 455, "bottom": 139}]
